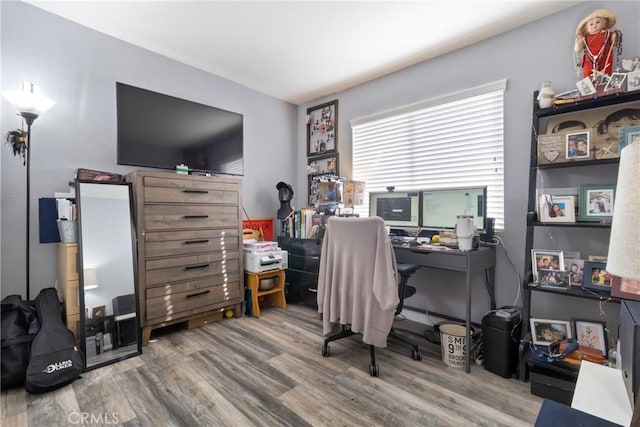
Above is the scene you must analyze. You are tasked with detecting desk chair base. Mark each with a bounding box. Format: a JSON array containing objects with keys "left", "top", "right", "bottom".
[
  {"left": 322, "top": 325, "right": 379, "bottom": 377},
  {"left": 389, "top": 329, "right": 422, "bottom": 361},
  {"left": 393, "top": 263, "right": 423, "bottom": 361}
]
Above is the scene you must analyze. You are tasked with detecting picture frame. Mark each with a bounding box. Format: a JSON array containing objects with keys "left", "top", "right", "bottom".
[
  {"left": 92, "top": 305, "right": 106, "bottom": 319},
  {"left": 531, "top": 249, "right": 564, "bottom": 283},
  {"left": 618, "top": 125, "right": 640, "bottom": 152},
  {"left": 538, "top": 269, "right": 571, "bottom": 290},
  {"left": 579, "top": 184, "right": 616, "bottom": 222},
  {"left": 530, "top": 318, "right": 572, "bottom": 346},
  {"left": 538, "top": 194, "right": 576, "bottom": 223},
  {"left": 576, "top": 77, "right": 596, "bottom": 96},
  {"left": 307, "top": 154, "right": 338, "bottom": 176},
  {"left": 564, "top": 258, "right": 585, "bottom": 287},
  {"left": 581, "top": 261, "right": 612, "bottom": 294},
  {"left": 566, "top": 131, "right": 590, "bottom": 159},
  {"left": 611, "top": 276, "right": 640, "bottom": 302},
  {"left": 604, "top": 72, "right": 627, "bottom": 91},
  {"left": 573, "top": 319, "right": 608, "bottom": 356},
  {"left": 307, "top": 99, "right": 338, "bottom": 156},
  {"left": 628, "top": 69, "right": 640, "bottom": 92}
]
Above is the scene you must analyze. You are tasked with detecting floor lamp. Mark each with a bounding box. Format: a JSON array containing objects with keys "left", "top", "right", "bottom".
[{"left": 3, "top": 82, "right": 55, "bottom": 300}]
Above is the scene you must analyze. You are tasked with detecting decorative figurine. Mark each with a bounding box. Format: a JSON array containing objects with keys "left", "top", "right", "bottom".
[
  {"left": 574, "top": 9, "right": 622, "bottom": 83},
  {"left": 276, "top": 181, "right": 294, "bottom": 219}
]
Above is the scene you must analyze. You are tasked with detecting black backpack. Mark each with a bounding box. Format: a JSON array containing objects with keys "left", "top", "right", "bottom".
[
  {"left": 25, "top": 288, "right": 84, "bottom": 394},
  {"left": 1, "top": 295, "right": 39, "bottom": 389}
]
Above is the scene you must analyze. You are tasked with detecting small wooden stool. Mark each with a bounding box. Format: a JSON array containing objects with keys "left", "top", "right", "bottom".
[{"left": 245, "top": 270, "right": 286, "bottom": 317}]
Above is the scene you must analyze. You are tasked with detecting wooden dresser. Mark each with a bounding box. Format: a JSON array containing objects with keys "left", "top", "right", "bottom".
[
  {"left": 57, "top": 243, "right": 80, "bottom": 342},
  {"left": 126, "top": 171, "right": 244, "bottom": 344}
]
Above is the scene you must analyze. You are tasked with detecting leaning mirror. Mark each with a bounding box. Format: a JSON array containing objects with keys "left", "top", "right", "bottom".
[{"left": 77, "top": 181, "right": 141, "bottom": 370}]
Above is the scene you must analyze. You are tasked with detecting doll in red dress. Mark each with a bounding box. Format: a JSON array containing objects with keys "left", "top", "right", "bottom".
[{"left": 574, "top": 9, "right": 622, "bottom": 81}]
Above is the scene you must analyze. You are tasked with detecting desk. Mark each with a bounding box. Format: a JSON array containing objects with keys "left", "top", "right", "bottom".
[{"left": 393, "top": 245, "right": 496, "bottom": 372}]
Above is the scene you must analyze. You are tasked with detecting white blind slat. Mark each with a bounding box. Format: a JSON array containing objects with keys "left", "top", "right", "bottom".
[{"left": 352, "top": 82, "right": 505, "bottom": 229}]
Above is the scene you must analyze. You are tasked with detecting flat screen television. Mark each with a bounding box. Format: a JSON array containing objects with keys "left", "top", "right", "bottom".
[
  {"left": 116, "top": 82, "right": 243, "bottom": 176},
  {"left": 421, "top": 186, "right": 487, "bottom": 232},
  {"left": 368, "top": 191, "right": 420, "bottom": 228}
]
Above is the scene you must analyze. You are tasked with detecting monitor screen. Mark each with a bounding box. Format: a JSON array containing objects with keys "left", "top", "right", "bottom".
[
  {"left": 369, "top": 191, "right": 420, "bottom": 228},
  {"left": 421, "top": 187, "right": 487, "bottom": 231}
]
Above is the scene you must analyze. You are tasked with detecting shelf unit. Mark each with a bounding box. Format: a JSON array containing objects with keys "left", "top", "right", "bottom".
[{"left": 522, "top": 90, "right": 640, "bottom": 359}]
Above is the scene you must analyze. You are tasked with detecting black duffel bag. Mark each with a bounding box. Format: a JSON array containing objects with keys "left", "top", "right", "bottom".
[{"left": 1, "top": 295, "right": 39, "bottom": 389}]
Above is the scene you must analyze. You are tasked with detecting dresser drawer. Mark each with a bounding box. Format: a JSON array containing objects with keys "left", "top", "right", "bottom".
[
  {"left": 144, "top": 229, "right": 240, "bottom": 257},
  {"left": 143, "top": 204, "right": 239, "bottom": 231},
  {"left": 143, "top": 184, "right": 239, "bottom": 205},
  {"left": 145, "top": 251, "right": 241, "bottom": 287},
  {"left": 146, "top": 272, "right": 241, "bottom": 299},
  {"left": 146, "top": 283, "right": 242, "bottom": 321}
]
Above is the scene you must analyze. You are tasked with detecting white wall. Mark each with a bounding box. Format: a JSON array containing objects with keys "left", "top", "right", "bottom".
[
  {"left": 1, "top": 1, "right": 297, "bottom": 298},
  {"left": 296, "top": 1, "right": 639, "bottom": 330}
]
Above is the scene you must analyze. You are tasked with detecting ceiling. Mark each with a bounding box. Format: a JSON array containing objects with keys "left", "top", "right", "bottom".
[{"left": 26, "top": 1, "right": 580, "bottom": 105}]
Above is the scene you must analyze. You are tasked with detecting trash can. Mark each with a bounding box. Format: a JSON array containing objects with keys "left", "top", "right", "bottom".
[
  {"left": 439, "top": 323, "right": 473, "bottom": 369},
  {"left": 482, "top": 308, "right": 522, "bottom": 378}
]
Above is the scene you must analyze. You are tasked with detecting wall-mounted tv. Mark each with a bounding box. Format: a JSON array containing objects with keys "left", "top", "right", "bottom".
[{"left": 116, "top": 82, "right": 243, "bottom": 176}]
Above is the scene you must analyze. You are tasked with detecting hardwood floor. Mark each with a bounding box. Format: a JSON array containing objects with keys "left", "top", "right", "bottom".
[{"left": 1, "top": 304, "right": 542, "bottom": 426}]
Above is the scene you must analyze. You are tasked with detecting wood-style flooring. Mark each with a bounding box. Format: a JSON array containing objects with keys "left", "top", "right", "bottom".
[{"left": 1, "top": 304, "right": 542, "bottom": 426}]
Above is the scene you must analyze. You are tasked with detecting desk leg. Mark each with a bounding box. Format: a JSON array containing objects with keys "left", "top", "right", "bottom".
[{"left": 466, "top": 268, "right": 471, "bottom": 373}]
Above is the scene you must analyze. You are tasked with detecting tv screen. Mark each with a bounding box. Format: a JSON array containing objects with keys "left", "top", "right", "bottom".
[
  {"left": 421, "top": 186, "right": 487, "bottom": 232},
  {"left": 116, "top": 82, "right": 243, "bottom": 176},
  {"left": 368, "top": 191, "right": 420, "bottom": 228}
]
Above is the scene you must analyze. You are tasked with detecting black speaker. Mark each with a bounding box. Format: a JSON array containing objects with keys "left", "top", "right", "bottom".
[
  {"left": 481, "top": 217, "right": 495, "bottom": 242},
  {"left": 112, "top": 294, "right": 136, "bottom": 315}
]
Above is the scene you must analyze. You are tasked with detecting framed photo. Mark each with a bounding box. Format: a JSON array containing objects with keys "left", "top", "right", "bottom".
[
  {"left": 619, "top": 125, "right": 640, "bottom": 152},
  {"left": 531, "top": 249, "right": 564, "bottom": 282},
  {"left": 530, "top": 318, "right": 572, "bottom": 346},
  {"left": 565, "top": 258, "right": 585, "bottom": 286},
  {"left": 573, "top": 319, "right": 608, "bottom": 356},
  {"left": 566, "top": 131, "right": 590, "bottom": 159},
  {"left": 538, "top": 269, "right": 571, "bottom": 290},
  {"left": 576, "top": 77, "right": 596, "bottom": 96},
  {"left": 307, "top": 154, "right": 338, "bottom": 176},
  {"left": 538, "top": 195, "right": 576, "bottom": 223},
  {"left": 604, "top": 72, "right": 627, "bottom": 91},
  {"left": 611, "top": 276, "right": 640, "bottom": 302},
  {"left": 581, "top": 261, "right": 612, "bottom": 293},
  {"left": 307, "top": 99, "right": 338, "bottom": 156},
  {"left": 92, "top": 305, "right": 106, "bottom": 319},
  {"left": 628, "top": 69, "right": 640, "bottom": 92},
  {"left": 579, "top": 184, "right": 616, "bottom": 222}
]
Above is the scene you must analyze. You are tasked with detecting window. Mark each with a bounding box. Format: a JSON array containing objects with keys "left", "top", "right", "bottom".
[{"left": 351, "top": 80, "right": 506, "bottom": 230}]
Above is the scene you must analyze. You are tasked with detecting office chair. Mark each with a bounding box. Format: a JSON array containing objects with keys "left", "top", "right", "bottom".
[
  {"left": 390, "top": 263, "right": 422, "bottom": 361},
  {"left": 317, "top": 216, "right": 402, "bottom": 377}
]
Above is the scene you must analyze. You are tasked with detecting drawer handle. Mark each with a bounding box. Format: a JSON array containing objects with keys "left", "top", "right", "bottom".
[
  {"left": 184, "top": 239, "right": 209, "bottom": 245},
  {"left": 184, "top": 215, "right": 209, "bottom": 219},
  {"left": 185, "top": 263, "right": 210, "bottom": 270},
  {"left": 183, "top": 189, "right": 209, "bottom": 194},
  {"left": 186, "top": 290, "right": 210, "bottom": 298}
]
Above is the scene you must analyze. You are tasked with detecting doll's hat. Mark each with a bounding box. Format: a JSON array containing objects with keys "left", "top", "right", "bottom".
[
  {"left": 276, "top": 181, "right": 293, "bottom": 194},
  {"left": 575, "top": 9, "right": 616, "bottom": 36}
]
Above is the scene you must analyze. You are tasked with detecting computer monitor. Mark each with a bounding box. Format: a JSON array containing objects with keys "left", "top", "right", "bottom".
[
  {"left": 420, "top": 186, "right": 487, "bottom": 232},
  {"left": 368, "top": 191, "right": 420, "bottom": 228}
]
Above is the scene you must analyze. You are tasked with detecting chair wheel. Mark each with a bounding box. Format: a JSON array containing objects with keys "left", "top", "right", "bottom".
[
  {"left": 369, "top": 363, "right": 379, "bottom": 377},
  {"left": 412, "top": 348, "right": 422, "bottom": 361},
  {"left": 322, "top": 343, "right": 330, "bottom": 357}
]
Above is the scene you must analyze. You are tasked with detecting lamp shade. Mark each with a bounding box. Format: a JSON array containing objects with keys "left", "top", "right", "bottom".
[
  {"left": 606, "top": 138, "right": 640, "bottom": 281},
  {"left": 3, "top": 81, "right": 55, "bottom": 117},
  {"left": 83, "top": 268, "right": 100, "bottom": 290}
]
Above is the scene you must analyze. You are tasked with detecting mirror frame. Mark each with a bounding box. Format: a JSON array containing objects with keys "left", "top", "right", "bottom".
[{"left": 77, "top": 180, "right": 141, "bottom": 371}]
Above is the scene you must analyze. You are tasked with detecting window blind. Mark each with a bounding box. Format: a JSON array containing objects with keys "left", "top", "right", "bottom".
[{"left": 351, "top": 80, "right": 506, "bottom": 230}]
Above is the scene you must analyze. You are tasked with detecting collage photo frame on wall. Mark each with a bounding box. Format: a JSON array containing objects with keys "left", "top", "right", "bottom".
[{"left": 307, "top": 100, "right": 339, "bottom": 204}]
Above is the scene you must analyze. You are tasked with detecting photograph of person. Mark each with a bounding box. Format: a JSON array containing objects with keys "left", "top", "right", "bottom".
[
  {"left": 589, "top": 267, "right": 612, "bottom": 287},
  {"left": 538, "top": 269, "right": 570, "bottom": 289},
  {"left": 566, "top": 131, "right": 590, "bottom": 159},
  {"left": 530, "top": 319, "right": 571, "bottom": 345},
  {"left": 596, "top": 108, "right": 640, "bottom": 142},
  {"left": 565, "top": 259, "right": 584, "bottom": 286},
  {"left": 532, "top": 250, "right": 564, "bottom": 282},
  {"left": 547, "top": 202, "right": 566, "bottom": 218},
  {"left": 604, "top": 73, "right": 627, "bottom": 91},
  {"left": 587, "top": 189, "right": 613, "bottom": 215}
]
